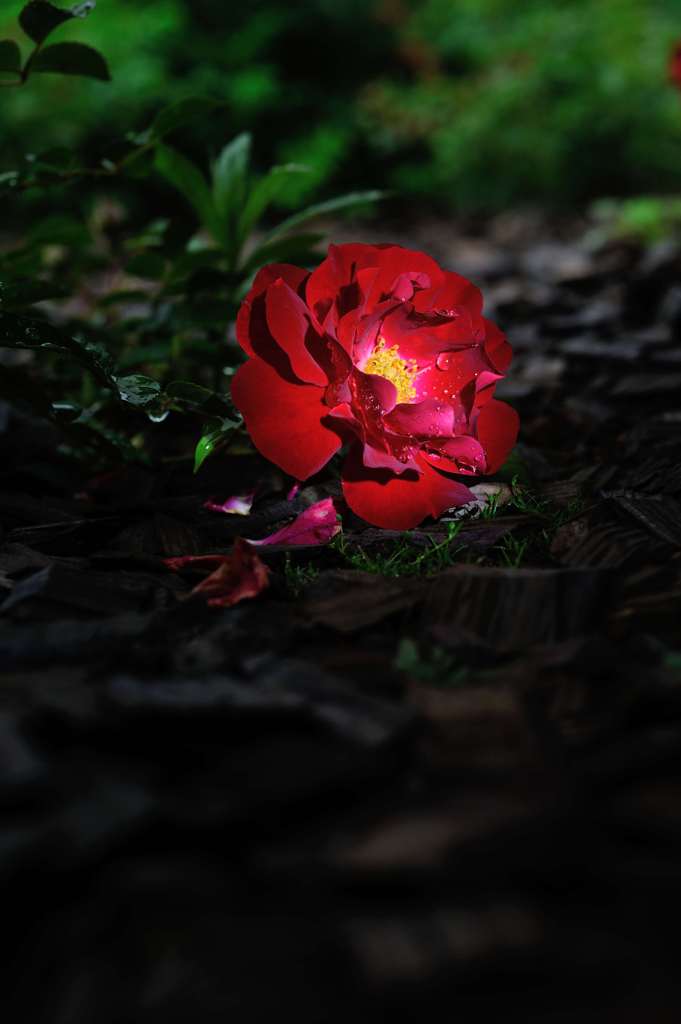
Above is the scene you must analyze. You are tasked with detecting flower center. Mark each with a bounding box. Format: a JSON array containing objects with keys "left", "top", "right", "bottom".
[{"left": 364, "top": 337, "right": 418, "bottom": 404}]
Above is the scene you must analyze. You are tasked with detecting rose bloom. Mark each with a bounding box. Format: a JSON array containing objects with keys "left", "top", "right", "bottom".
[
  {"left": 232, "top": 243, "right": 518, "bottom": 529},
  {"left": 671, "top": 43, "right": 681, "bottom": 89}
]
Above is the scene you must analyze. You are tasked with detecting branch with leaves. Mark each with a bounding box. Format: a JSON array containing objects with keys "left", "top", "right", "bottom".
[
  {"left": 0, "top": 1, "right": 109, "bottom": 88},
  {"left": 0, "top": 1, "right": 385, "bottom": 474}
]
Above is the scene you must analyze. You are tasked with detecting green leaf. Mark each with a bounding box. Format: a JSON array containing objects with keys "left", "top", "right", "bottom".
[
  {"left": 18, "top": 1, "right": 93, "bottom": 44},
  {"left": 265, "top": 190, "right": 386, "bottom": 243},
  {"left": 126, "top": 252, "right": 166, "bottom": 280},
  {"left": 242, "top": 233, "right": 324, "bottom": 275},
  {"left": 212, "top": 133, "right": 251, "bottom": 253},
  {"left": 166, "top": 381, "right": 215, "bottom": 405},
  {"left": 0, "top": 277, "right": 67, "bottom": 308},
  {"left": 114, "top": 373, "right": 161, "bottom": 408},
  {"left": 118, "top": 146, "right": 156, "bottom": 179},
  {"left": 165, "top": 380, "right": 233, "bottom": 417},
  {"left": 0, "top": 40, "right": 21, "bottom": 75},
  {"left": 164, "top": 248, "right": 223, "bottom": 288},
  {"left": 151, "top": 97, "right": 223, "bottom": 141},
  {"left": 27, "top": 213, "right": 90, "bottom": 247},
  {"left": 238, "top": 163, "right": 309, "bottom": 250},
  {"left": 0, "top": 311, "right": 115, "bottom": 385},
  {"left": 155, "top": 144, "right": 216, "bottom": 234},
  {"left": 194, "top": 417, "right": 240, "bottom": 473},
  {"left": 30, "top": 41, "right": 110, "bottom": 80}
]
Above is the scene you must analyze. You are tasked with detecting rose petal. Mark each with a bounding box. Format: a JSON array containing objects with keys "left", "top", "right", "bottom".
[
  {"left": 412, "top": 268, "right": 484, "bottom": 318},
  {"left": 383, "top": 398, "right": 455, "bottom": 438},
  {"left": 414, "top": 345, "right": 494, "bottom": 403},
  {"left": 351, "top": 368, "right": 398, "bottom": 417},
  {"left": 341, "top": 446, "right": 475, "bottom": 530},
  {"left": 236, "top": 263, "right": 309, "bottom": 360},
  {"left": 247, "top": 498, "right": 340, "bottom": 547},
  {"left": 164, "top": 554, "right": 229, "bottom": 573},
  {"left": 483, "top": 318, "right": 513, "bottom": 374},
  {"left": 423, "top": 436, "right": 487, "bottom": 475},
  {"left": 475, "top": 398, "right": 520, "bottom": 473},
  {"left": 203, "top": 491, "right": 256, "bottom": 516},
  {"left": 164, "top": 541, "right": 270, "bottom": 608},
  {"left": 361, "top": 441, "right": 420, "bottom": 475},
  {"left": 306, "top": 243, "right": 384, "bottom": 324},
  {"left": 361, "top": 246, "right": 442, "bottom": 308},
  {"left": 265, "top": 279, "right": 328, "bottom": 386},
  {"left": 231, "top": 356, "right": 343, "bottom": 480}
]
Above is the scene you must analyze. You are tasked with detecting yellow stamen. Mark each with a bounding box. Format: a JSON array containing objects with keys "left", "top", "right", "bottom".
[{"left": 364, "top": 337, "right": 418, "bottom": 404}]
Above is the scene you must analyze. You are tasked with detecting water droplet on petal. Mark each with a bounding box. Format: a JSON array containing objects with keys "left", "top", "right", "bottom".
[{"left": 436, "top": 351, "right": 456, "bottom": 371}]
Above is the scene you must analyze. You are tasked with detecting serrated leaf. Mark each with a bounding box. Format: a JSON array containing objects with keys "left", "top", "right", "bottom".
[
  {"left": 151, "top": 96, "right": 223, "bottom": 140},
  {"left": 0, "top": 40, "right": 21, "bottom": 75},
  {"left": 194, "top": 417, "right": 240, "bottom": 473},
  {"left": 114, "top": 374, "right": 161, "bottom": 408},
  {"left": 265, "top": 190, "right": 386, "bottom": 243},
  {"left": 155, "top": 144, "right": 217, "bottom": 234},
  {"left": 30, "top": 41, "right": 110, "bottom": 80},
  {"left": 18, "top": 1, "right": 86, "bottom": 44},
  {"left": 212, "top": 133, "right": 251, "bottom": 253}
]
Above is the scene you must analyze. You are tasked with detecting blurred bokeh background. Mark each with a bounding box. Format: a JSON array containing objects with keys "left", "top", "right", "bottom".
[{"left": 2, "top": 0, "right": 681, "bottom": 216}]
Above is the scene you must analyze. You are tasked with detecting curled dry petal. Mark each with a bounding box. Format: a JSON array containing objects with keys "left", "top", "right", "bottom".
[
  {"left": 164, "top": 540, "right": 269, "bottom": 608},
  {"left": 232, "top": 243, "right": 519, "bottom": 530}
]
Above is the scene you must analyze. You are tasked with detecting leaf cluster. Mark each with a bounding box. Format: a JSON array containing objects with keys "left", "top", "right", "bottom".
[
  {"left": 0, "top": 3, "right": 384, "bottom": 473},
  {"left": 0, "top": 2, "right": 109, "bottom": 87}
]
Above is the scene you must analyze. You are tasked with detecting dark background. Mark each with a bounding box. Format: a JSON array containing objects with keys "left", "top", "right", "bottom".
[{"left": 2, "top": 0, "right": 681, "bottom": 213}]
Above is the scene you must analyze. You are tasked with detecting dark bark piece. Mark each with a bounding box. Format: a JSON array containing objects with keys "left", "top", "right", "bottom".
[
  {"left": 555, "top": 520, "right": 666, "bottom": 569},
  {"left": 300, "top": 570, "right": 425, "bottom": 632},
  {"left": 0, "top": 614, "right": 153, "bottom": 670},
  {"left": 602, "top": 491, "right": 681, "bottom": 546},
  {"left": 0, "top": 562, "right": 178, "bottom": 617},
  {"left": 421, "top": 566, "right": 613, "bottom": 650},
  {"left": 612, "top": 372, "right": 681, "bottom": 396},
  {"left": 107, "top": 661, "right": 414, "bottom": 748}
]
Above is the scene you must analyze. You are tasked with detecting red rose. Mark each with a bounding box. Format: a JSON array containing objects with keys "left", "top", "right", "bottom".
[
  {"left": 671, "top": 43, "right": 681, "bottom": 89},
  {"left": 232, "top": 243, "right": 518, "bottom": 530}
]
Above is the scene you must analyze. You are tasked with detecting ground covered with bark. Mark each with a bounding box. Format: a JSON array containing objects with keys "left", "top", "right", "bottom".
[{"left": 2, "top": 215, "right": 681, "bottom": 1022}]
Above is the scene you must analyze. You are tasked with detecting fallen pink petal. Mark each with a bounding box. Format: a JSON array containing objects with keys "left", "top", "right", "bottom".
[
  {"left": 247, "top": 497, "right": 341, "bottom": 547},
  {"left": 203, "top": 491, "right": 256, "bottom": 516}
]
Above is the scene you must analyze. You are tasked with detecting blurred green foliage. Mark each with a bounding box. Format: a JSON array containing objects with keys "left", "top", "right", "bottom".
[{"left": 1, "top": 0, "right": 681, "bottom": 212}]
